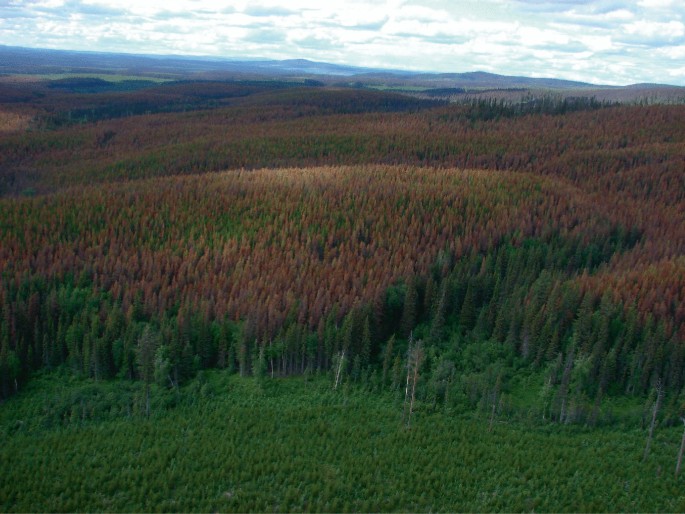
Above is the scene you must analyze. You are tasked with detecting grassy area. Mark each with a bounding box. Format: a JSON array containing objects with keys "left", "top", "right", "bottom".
[{"left": 1, "top": 369, "right": 684, "bottom": 512}]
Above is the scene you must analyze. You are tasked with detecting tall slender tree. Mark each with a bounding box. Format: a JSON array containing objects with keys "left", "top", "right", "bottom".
[{"left": 137, "top": 324, "right": 158, "bottom": 418}]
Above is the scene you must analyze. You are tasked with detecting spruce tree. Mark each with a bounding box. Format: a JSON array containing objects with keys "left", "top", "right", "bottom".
[
  {"left": 137, "top": 324, "right": 158, "bottom": 417},
  {"left": 400, "top": 280, "right": 418, "bottom": 339}
]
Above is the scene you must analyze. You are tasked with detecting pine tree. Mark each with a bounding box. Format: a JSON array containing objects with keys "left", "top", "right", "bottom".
[
  {"left": 154, "top": 344, "right": 173, "bottom": 388},
  {"left": 137, "top": 324, "right": 158, "bottom": 417},
  {"left": 391, "top": 353, "right": 403, "bottom": 392},
  {"left": 253, "top": 347, "right": 267, "bottom": 391},
  {"left": 459, "top": 281, "right": 477, "bottom": 332},
  {"left": 361, "top": 315, "right": 371, "bottom": 368},
  {"left": 643, "top": 377, "right": 664, "bottom": 461},
  {"left": 400, "top": 280, "right": 417, "bottom": 339},
  {"left": 382, "top": 335, "right": 395, "bottom": 386},
  {"left": 429, "top": 284, "right": 447, "bottom": 343}
]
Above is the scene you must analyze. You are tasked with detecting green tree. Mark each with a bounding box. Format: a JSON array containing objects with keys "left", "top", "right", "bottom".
[
  {"left": 361, "top": 315, "right": 371, "bottom": 368},
  {"left": 382, "top": 335, "right": 396, "bottom": 386},
  {"left": 137, "top": 324, "right": 158, "bottom": 417},
  {"left": 154, "top": 344, "right": 173, "bottom": 388},
  {"left": 429, "top": 284, "right": 447, "bottom": 343},
  {"left": 253, "top": 347, "right": 267, "bottom": 391},
  {"left": 400, "top": 280, "right": 418, "bottom": 338},
  {"left": 458, "top": 281, "right": 477, "bottom": 332}
]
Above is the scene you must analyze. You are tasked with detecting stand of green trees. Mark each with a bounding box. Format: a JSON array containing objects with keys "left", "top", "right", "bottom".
[{"left": 2, "top": 371, "right": 684, "bottom": 512}]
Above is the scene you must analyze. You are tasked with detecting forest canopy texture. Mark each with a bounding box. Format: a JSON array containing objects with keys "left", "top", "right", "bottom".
[
  {"left": 0, "top": 78, "right": 684, "bottom": 420},
  {"left": 2, "top": 68, "right": 685, "bottom": 511}
]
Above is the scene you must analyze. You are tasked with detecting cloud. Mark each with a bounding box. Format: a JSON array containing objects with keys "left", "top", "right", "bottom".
[
  {"left": 244, "top": 28, "right": 286, "bottom": 44},
  {"left": 621, "top": 20, "right": 685, "bottom": 45},
  {"left": 638, "top": 0, "right": 678, "bottom": 7},
  {"left": 243, "top": 5, "right": 298, "bottom": 17},
  {"left": 0, "top": 0, "right": 684, "bottom": 85}
]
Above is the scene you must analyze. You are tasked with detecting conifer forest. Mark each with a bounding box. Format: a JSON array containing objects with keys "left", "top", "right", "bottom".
[{"left": 1, "top": 51, "right": 685, "bottom": 511}]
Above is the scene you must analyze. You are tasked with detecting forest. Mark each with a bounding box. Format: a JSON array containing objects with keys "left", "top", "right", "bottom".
[{"left": 1, "top": 70, "right": 685, "bottom": 510}]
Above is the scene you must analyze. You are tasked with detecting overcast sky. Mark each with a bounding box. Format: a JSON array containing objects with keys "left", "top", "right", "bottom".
[{"left": 2, "top": 0, "right": 685, "bottom": 85}]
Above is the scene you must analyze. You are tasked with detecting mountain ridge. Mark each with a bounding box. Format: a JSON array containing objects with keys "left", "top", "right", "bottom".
[{"left": 1, "top": 44, "right": 682, "bottom": 91}]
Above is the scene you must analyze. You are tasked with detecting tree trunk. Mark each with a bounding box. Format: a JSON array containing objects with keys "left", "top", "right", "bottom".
[
  {"left": 408, "top": 351, "right": 419, "bottom": 428},
  {"left": 676, "top": 418, "right": 685, "bottom": 478},
  {"left": 334, "top": 350, "right": 345, "bottom": 390},
  {"left": 403, "top": 337, "right": 413, "bottom": 426},
  {"left": 557, "top": 347, "right": 575, "bottom": 423},
  {"left": 643, "top": 379, "right": 663, "bottom": 461},
  {"left": 407, "top": 339, "right": 423, "bottom": 429}
]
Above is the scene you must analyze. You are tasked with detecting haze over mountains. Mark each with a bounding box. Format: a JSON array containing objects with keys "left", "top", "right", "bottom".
[{"left": 2, "top": 45, "right": 684, "bottom": 100}]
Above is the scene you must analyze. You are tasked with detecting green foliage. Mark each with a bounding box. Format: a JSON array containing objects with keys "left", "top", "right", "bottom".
[
  {"left": 1, "top": 82, "right": 684, "bottom": 441},
  {"left": 1, "top": 371, "right": 684, "bottom": 512}
]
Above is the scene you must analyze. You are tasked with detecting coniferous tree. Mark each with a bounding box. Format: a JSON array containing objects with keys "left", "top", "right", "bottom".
[
  {"left": 137, "top": 324, "right": 158, "bottom": 417},
  {"left": 400, "top": 280, "right": 417, "bottom": 339},
  {"left": 361, "top": 315, "right": 371, "bottom": 368},
  {"left": 459, "top": 281, "right": 477, "bottom": 332},
  {"left": 382, "top": 335, "right": 395, "bottom": 386},
  {"left": 429, "top": 284, "right": 447, "bottom": 344}
]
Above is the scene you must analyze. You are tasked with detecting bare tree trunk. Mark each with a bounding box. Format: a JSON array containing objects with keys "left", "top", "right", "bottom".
[
  {"left": 402, "top": 336, "right": 413, "bottom": 425},
  {"left": 557, "top": 347, "right": 575, "bottom": 423},
  {"left": 334, "top": 350, "right": 345, "bottom": 390},
  {"left": 408, "top": 350, "right": 419, "bottom": 428},
  {"left": 676, "top": 418, "right": 685, "bottom": 478},
  {"left": 407, "top": 339, "right": 423, "bottom": 429},
  {"left": 644, "top": 378, "right": 663, "bottom": 461}
]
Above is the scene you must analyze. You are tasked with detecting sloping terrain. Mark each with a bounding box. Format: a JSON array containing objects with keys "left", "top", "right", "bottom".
[{"left": 0, "top": 80, "right": 684, "bottom": 416}]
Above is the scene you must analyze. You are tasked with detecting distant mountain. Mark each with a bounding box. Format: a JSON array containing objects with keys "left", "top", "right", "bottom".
[
  {"left": 419, "top": 71, "right": 598, "bottom": 90},
  {"left": 248, "top": 58, "right": 400, "bottom": 76},
  {"left": 0, "top": 45, "right": 405, "bottom": 78},
  {"left": 0, "top": 44, "right": 681, "bottom": 94},
  {"left": 351, "top": 70, "right": 601, "bottom": 91}
]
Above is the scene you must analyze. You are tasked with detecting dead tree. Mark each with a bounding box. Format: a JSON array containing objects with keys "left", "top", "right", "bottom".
[
  {"left": 557, "top": 345, "right": 575, "bottom": 423},
  {"left": 333, "top": 350, "right": 345, "bottom": 391},
  {"left": 402, "top": 335, "right": 413, "bottom": 425},
  {"left": 676, "top": 418, "right": 685, "bottom": 478},
  {"left": 643, "top": 378, "right": 664, "bottom": 461},
  {"left": 403, "top": 335, "right": 424, "bottom": 429},
  {"left": 408, "top": 340, "right": 423, "bottom": 428}
]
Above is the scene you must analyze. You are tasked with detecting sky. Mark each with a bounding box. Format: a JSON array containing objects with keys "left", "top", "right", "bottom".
[{"left": 1, "top": 0, "right": 685, "bottom": 85}]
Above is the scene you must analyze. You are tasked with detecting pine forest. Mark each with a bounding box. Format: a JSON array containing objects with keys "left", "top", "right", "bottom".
[{"left": 1, "top": 69, "right": 685, "bottom": 511}]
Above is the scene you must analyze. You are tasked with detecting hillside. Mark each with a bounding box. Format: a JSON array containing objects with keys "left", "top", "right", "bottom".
[{"left": 1, "top": 60, "right": 685, "bottom": 511}]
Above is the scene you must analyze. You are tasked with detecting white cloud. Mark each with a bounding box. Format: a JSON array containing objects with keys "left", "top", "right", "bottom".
[
  {"left": 579, "top": 34, "right": 615, "bottom": 52},
  {"left": 0, "top": 0, "right": 684, "bottom": 85},
  {"left": 623, "top": 20, "right": 684, "bottom": 38},
  {"left": 638, "top": 0, "right": 677, "bottom": 7}
]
